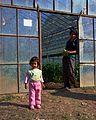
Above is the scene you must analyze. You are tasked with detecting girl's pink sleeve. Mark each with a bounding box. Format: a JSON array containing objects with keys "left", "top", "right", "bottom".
[{"left": 24, "top": 71, "right": 29, "bottom": 83}]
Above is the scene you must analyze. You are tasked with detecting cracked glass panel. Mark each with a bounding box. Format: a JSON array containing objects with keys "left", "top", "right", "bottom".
[
  {"left": 55, "top": 0, "right": 71, "bottom": 12},
  {"left": 88, "top": 0, "right": 96, "bottom": 16},
  {"left": 0, "top": 7, "right": 16, "bottom": 34},
  {"left": 72, "top": 0, "right": 86, "bottom": 14},
  {"left": 79, "top": 40, "right": 94, "bottom": 63},
  {"left": 0, "top": 36, "right": 17, "bottom": 64},
  {"left": 18, "top": 9, "right": 38, "bottom": 36},
  {"left": 0, "top": 0, "right": 11, "bottom": 5},
  {"left": 79, "top": 17, "right": 93, "bottom": 40},
  {"left": 18, "top": 37, "right": 39, "bottom": 63},
  {"left": 35, "top": 0, "right": 53, "bottom": 10},
  {"left": 0, "top": 65, "right": 17, "bottom": 94},
  {"left": 13, "top": 0, "right": 34, "bottom": 7},
  {"left": 80, "top": 64, "right": 94, "bottom": 87}
]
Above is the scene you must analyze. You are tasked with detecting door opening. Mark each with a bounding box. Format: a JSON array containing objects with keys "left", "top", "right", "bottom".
[{"left": 41, "top": 12, "right": 79, "bottom": 88}]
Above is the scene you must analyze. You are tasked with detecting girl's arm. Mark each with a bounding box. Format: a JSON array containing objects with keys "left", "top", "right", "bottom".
[
  {"left": 40, "top": 71, "right": 45, "bottom": 89},
  {"left": 24, "top": 71, "right": 29, "bottom": 89}
]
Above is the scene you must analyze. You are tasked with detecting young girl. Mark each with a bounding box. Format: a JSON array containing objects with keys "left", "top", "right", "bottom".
[{"left": 24, "top": 56, "right": 45, "bottom": 110}]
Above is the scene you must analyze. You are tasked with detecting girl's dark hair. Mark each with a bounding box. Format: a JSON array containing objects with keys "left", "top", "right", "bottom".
[{"left": 29, "top": 56, "right": 40, "bottom": 66}]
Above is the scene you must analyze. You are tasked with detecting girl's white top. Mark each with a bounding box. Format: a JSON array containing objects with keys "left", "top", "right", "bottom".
[{"left": 24, "top": 68, "right": 44, "bottom": 83}]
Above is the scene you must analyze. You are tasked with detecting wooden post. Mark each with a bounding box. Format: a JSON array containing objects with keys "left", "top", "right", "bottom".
[{"left": 37, "top": 5, "right": 42, "bottom": 70}]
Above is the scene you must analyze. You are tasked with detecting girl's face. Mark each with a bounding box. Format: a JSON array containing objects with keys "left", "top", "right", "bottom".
[{"left": 31, "top": 61, "right": 38, "bottom": 69}]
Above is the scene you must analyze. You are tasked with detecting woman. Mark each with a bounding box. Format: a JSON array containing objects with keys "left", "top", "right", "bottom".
[{"left": 62, "top": 28, "right": 78, "bottom": 88}]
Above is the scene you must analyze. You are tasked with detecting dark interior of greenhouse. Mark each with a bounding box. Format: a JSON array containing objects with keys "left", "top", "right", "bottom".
[{"left": 41, "top": 12, "right": 79, "bottom": 86}]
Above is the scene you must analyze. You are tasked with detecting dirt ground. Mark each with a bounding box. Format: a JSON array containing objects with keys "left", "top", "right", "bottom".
[{"left": 0, "top": 83, "right": 96, "bottom": 120}]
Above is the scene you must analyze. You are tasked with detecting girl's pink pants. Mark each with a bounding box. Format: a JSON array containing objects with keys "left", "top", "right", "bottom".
[{"left": 29, "top": 81, "right": 41, "bottom": 107}]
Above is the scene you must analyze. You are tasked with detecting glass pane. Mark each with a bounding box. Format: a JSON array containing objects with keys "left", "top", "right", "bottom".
[
  {"left": 0, "top": 65, "right": 17, "bottom": 94},
  {"left": 94, "top": 19, "right": 96, "bottom": 40},
  {"left": 79, "top": 40, "right": 94, "bottom": 62},
  {"left": 88, "top": 0, "right": 96, "bottom": 16},
  {"left": 0, "top": 0, "right": 11, "bottom": 5},
  {"left": 55, "top": 0, "right": 71, "bottom": 12},
  {"left": 0, "top": 7, "right": 16, "bottom": 34},
  {"left": 19, "top": 64, "right": 30, "bottom": 92},
  {"left": 79, "top": 17, "right": 93, "bottom": 39},
  {"left": 13, "top": 0, "right": 33, "bottom": 7},
  {"left": 18, "top": 37, "right": 39, "bottom": 62},
  {"left": 35, "top": 0, "right": 53, "bottom": 10},
  {"left": 80, "top": 64, "right": 94, "bottom": 87},
  {"left": 0, "top": 36, "right": 17, "bottom": 64},
  {"left": 72, "top": 0, "right": 86, "bottom": 14},
  {"left": 18, "top": 10, "right": 38, "bottom": 36}
]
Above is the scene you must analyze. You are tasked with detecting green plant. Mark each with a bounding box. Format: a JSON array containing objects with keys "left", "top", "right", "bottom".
[{"left": 42, "top": 62, "right": 63, "bottom": 83}]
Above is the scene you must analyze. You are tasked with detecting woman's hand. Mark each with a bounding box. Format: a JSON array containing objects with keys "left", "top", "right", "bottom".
[{"left": 63, "top": 49, "right": 69, "bottom": 56}]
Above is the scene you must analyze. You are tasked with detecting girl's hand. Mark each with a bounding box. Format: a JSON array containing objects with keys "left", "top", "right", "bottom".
[
  {"left": 41, "top": 82, "right": 45, "bottom": 89},
  {"left": 25, "top": 83, "right": 28, "bottom": 89}
]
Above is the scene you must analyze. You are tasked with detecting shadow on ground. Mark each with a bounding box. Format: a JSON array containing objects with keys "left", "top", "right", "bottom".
[
  {"left": 0, "top": 102, "right": 28, "bottom": 108},
  {"left": 51, "top": 88, "right": 96, "bottom": 101}
]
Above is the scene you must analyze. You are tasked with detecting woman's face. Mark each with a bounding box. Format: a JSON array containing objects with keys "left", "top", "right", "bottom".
[{"left": 70, "top": 32, "right": 76, "bottom": 40}]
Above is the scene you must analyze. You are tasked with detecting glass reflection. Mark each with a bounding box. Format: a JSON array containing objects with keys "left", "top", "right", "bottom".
[
  {"left": 55, "top": 0, "right": 71, "bottom": 12},
  {"left": 72, "top": 0, "right": 86, "bottom": 14},
  {"left": 0, "top": 65, "right": 17, "bottom": 94},
  {"left": 0, "top": 36, "right": 17, "bottom": 63},
  {"left": 35, "top": 0, "right": 53, "bottom": 10},
  {"left": 79, "top": 17, "right": 93, "bottom": 39},
  {"left": 18, "top": 37, "right": 39, "bottom": 62},
  {"left": 13, "top": 0, "right": 33, "bottom": 7},
  {"left": 79, "top": 40, "right": 94, "bottom": 62},
  {"left": 18, "top": 9, "right": 38, "bottom": 36},
  {"left": 19, "top": 64, "right": 30, "bottom": 92},
  {"left": 80, "top": 64, "right": 94, "bottom": 87},
  {"left": 0, "top": 7, "right": 16, "bottom": 34},
  {"left": 88, "top": 0, "right": 96, "bottom": 16}
]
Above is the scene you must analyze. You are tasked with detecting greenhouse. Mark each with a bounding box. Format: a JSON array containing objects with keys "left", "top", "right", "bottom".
[{"left": 0, "top": 0, "right": 96, "bottom": 94}]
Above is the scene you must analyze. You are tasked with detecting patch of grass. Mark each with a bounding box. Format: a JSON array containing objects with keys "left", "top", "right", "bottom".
[
  {"left": 0, "top": 95, "right": 15, "bottom": 102},
  {"left": 0, "top": 107, "right": 17, "bottom": 110},
  {"left": 62, "top": 115, "right": 71, "bottom": 120}
]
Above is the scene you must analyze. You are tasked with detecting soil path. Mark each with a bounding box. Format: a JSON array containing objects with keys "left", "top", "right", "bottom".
[{"left": 0, "top": 87, "right": 96, "bottom": 120}]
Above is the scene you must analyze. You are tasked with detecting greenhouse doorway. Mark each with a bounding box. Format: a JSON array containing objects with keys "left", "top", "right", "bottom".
[{"left": 41, "top": 12, "right": 79, "bottom": 87}]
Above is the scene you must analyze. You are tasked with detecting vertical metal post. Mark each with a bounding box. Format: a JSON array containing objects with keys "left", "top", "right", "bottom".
[
  {"left": 33, "top": 0, "right": 36, "bottom": 8},
  {"left": 74, "top": 16, "right": 80, "bottom": 87},
  {"left": 93, "top": 18, "right": 95, "bottom": 86},
  {"left": 71, "top": 0, "right": 73, "bottom": 13},
  {"left": 11, "top": 0, "right": 13, "bottom": 5},
  {"left": 53, "top": 0, "right": 55, "bottom": 11},
  {"left": 77, "top": 15, "right": 80, "bottom": 87},
  {"left": 37, "top": 6, "right": 42, "bottom": 70},
  {"left": 16, "top": 9, "right": 20, "bottom": 93},
  {"left": 86, "top": 0, "right": 88, "bottom": 15}
]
